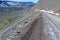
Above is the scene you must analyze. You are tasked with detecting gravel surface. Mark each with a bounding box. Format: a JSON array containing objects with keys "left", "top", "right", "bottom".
[
  {"left": 21, "top": 13, "right": 43, "bottom": 40},
  {"left": 21, "top": 12, "right": 60, "bottom": 40}
]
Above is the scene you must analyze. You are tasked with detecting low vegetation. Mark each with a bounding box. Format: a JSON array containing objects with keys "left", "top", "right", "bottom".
[
  {"left": 5, "top": 16, "right": 13, "bottom": 23},
  {"left": 0, "top": 20, "right": 8, "bottom": 30},
  {"left": 0, "top": 16, "right": 13, "bottom": 30}
]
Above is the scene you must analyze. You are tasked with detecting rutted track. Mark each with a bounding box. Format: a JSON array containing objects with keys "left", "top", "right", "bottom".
[
  {"left": 21, "top": 13, "right": 43, "bottom": 40},
  {"left": 42, "top": 13, "right": 60, "bottom": 40}
]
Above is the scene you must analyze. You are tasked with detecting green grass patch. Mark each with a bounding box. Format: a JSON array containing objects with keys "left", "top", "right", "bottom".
[
  {"left": 5, "top": 16, "right": 13, "bottom": 23},
  {"left": 0, "top": 16, "right": 13, "bottom": 30},
  {"left": 0, "top": 20, "right": 8, "bottom": 30}
]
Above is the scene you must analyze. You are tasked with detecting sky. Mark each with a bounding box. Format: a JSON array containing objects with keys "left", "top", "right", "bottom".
[
  {"left": 11, "top": 0, "right": 39, "bottom": 3},
  {"left": 2, "top": 0, "right": 39, "bottom": 3}
]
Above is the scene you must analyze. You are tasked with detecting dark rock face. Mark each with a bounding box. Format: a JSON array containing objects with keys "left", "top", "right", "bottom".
[
  {"left": 0, "top": 1, "right": 35, "bottom": 15},
  {"left": 0, "top": 1, "right": 35, "bottom": 7}
]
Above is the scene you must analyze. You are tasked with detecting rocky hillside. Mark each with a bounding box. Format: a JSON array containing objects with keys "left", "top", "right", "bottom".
[
  {"left": 0, "top": 1, "right": 35, "bottom": 24},
  {"left": 0, "top": 1, "right": 35, "bottom": 14}
]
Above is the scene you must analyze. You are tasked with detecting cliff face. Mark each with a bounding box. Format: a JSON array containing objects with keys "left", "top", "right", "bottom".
[{"left": 32, "top": 0, "right": 60, "bottom": 10}]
